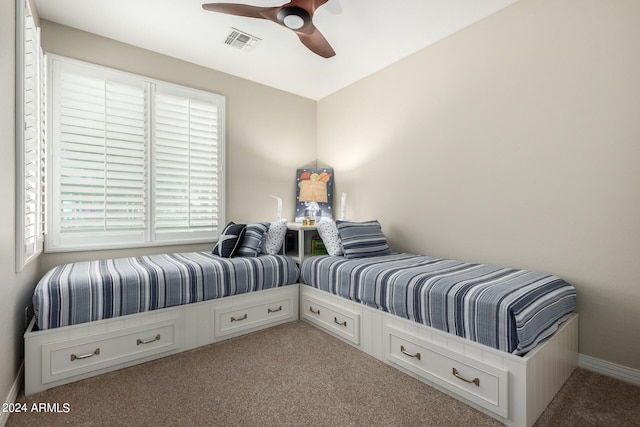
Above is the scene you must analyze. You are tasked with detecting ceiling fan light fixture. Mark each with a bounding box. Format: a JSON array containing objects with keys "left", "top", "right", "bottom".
[{"left": 283, "top": 14, "right": 305, "bottom": 29}]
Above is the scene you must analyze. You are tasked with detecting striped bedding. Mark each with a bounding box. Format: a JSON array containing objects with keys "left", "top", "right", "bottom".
[
  {"left": 301, "top": 253, "right": 576, "bottom": 355},
  {"left": 34, "top": 252, "right": 300, "bottom": 330}
]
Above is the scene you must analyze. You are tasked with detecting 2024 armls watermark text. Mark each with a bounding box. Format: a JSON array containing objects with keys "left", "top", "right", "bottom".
[{"left": 3, "top": 402, "right": 71, "bottom": 413}]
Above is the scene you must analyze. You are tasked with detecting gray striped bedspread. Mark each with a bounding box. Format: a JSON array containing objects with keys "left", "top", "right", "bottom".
[
  {"left": 301, "top": 253, "right": 576, "bottom": 355},
  {"left": 34, "top": 252, "right": 300, "bottom": 330}
]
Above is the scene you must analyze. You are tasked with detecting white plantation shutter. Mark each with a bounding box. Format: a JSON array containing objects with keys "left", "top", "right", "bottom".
[
  {"left": 154, "top": 90, "right": 221, "bottom": 239},
  {"left": 103, "top": 83, "right": 147, "bottom": 229},
  {"left": 47, "top": 57, "right": 224, "bottom": 251},
  {"left": 22, "top": 15, "right": 40, "bottom": 252},
  {"left": 50, "top": 62, "right": 147, "bottom": 248},
  {"left": 16, "top": 0, "right": 45, "bottom": 271},
  {"left": 189, "top": 100, "right": 220, "bottom": 228},
  {"left": 39, "top": 43, "right": 47, "bottom": 244},
  {"left": 57, "top": 74, "right": 147, "bottom": 232}
]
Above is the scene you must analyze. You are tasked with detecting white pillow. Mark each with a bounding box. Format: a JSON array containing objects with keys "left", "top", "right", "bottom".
[
  {"left": 261, "top": 220, "right": 288, "bottom": 255},
  {"left": 316, "top": 220, "right": 343, "bottom": 256}
]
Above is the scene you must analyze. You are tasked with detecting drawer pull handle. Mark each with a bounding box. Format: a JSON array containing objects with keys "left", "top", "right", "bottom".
[
  {"left": 309, "top": 306, "right": 320, "bottom": 315},
  {"left": 70, "top": 348, "right": 100, "bottom": 361},
  {"left": 268, "top": 305, "right": 283, "bottom": 313},
  {"left": 334, "top": 317, "right": 347, "bottom": 327},
  {"left": 231, "top": 314, "right": 248, "bottom": 322},
  {"left": 137, "top": 334, "right": 161, "bottom": 346},
  {"left": 452, "top": 368, "right": 480, "bottom": 387},
  {"left": 400, "top": 345, "right": 421, "bottom": 360}
]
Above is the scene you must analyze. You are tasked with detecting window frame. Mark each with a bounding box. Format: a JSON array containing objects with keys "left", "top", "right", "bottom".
[
  {"left": 45, "top": 55, "right": 226, "bottom": 253},
  {"left": 15, "top": 0, "right": 45, "bottom": 271}
]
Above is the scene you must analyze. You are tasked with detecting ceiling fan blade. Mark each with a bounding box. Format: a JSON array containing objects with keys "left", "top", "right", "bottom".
[
  {"left": 284, "top": 0, "right": 329, "bottom": 12},
  {"left": 202, "top": 3, "right": 276, "bottom": 20},
  {"left": 295, "top": 24, "right": 335, "bottom": 58}
]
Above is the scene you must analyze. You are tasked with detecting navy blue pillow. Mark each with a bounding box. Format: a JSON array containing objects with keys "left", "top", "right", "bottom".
[{"left": 212, "top": 222, "right": 247, "bottom": 258}]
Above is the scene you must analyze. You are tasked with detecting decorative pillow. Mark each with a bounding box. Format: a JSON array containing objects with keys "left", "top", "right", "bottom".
[
  {"left": 236, "top": 222, "right": 270, "bottom": 257},
  {"left": 261, "top": 220, "right": 288, "bottom": 255},
  {"left": 316, "top": 220, "right": 343, "bottom": 256},
  {"left": 336, "top": 220, "right": 391, "bottom": 259},
  {"left": 212, "top": 222, "right": 246, "bottom": 258}
]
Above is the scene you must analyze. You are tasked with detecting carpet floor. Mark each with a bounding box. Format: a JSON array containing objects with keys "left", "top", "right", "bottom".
[{"left": 8, "top": 321, "right": 640, "bottom": 426}]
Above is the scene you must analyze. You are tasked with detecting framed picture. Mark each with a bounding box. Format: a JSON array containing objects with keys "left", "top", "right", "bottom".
[{"left": 295, "top": 168, "right": 334, "bottom": 223}]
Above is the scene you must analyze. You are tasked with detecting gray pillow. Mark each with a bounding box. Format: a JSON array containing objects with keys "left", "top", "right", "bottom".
[
  {"left": 336, "top": 220, "right": 391, "bottom": 259},
  {"left": 236, "top": 222, "right": 270, "bottom": 257}
]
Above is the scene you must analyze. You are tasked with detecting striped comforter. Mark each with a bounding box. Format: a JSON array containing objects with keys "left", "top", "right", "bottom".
[
  {"left": 34, "top": 252, "right": 300, "bottom": 330},
  {"left": 301, "top": 253, "right": 576, "bottom": 355}
]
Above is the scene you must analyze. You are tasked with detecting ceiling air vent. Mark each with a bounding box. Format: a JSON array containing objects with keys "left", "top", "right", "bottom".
[{"left": 225, "top": 28, "right": 261, "bottom": 51}]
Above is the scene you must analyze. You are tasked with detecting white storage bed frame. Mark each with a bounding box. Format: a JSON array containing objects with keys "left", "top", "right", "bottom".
[
  {"left": 24, "top": 283, "right": 578, "bottom": 427},
  {"left": 24, "top": 285, "right": 299, "bottom": 395},
  {"left": 300, "top": 285, "right": 578, "bottom": 427}
]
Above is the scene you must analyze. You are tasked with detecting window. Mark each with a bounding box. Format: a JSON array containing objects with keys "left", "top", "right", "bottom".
[
  {"left": 46, "top": 57, "right": 225, "bottom": 252},
  {"left": 16, "top": 0, "right": 45, "bottom": 271}
]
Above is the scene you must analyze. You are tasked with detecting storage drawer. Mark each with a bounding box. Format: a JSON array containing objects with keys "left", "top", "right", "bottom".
[
  {"left": 301, "top": 295, "right": 360, "bottom": 345},
  {"left": 42, "top": 319, "right": 181, "bottom": 384},
  {"left": 215, "top": 295, "right": 294, "bottom": 338},
  {"left": 384, "top": 326, "right": 508, "bottom": 418}
]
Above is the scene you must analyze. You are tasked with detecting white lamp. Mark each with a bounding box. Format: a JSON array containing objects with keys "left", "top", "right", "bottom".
[
  {"left": 339, "top": 192, "right": 348, "bottom": 221},
  {"left": 269, "top": 195, "right": 283, "bottom": 221}
]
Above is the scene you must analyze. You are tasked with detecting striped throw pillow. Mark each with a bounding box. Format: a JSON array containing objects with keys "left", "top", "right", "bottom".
[
  {"left": 336, "top": 220, "right": 391, "bottom": 258},
  {"left": 236, "top": 222, "right": 270, "bottom": 257}
]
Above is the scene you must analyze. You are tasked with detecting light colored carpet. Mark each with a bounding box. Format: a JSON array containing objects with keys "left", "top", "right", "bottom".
[{"left": 8, "top": 321, "right": 640, "bottom": 426}]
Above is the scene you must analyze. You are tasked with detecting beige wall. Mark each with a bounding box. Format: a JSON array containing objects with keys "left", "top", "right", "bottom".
[
  {"left": 318, "top": 0, "right": 640, "bottom": 369},
  {"left": 38, "top": 21, "right": 317, "bottom": 272}
]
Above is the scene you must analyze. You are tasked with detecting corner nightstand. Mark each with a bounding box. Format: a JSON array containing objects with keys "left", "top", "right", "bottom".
[{"left": 284, "top": 222, "right": 318, "bottom": 264}]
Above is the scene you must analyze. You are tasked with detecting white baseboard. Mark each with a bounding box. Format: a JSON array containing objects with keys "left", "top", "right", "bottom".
[
  {"left": 0, "top": 362, "right": 24, "bottom": 427},
  {"left": 579, "top": 353, "right": 640, "bottom": 386}
]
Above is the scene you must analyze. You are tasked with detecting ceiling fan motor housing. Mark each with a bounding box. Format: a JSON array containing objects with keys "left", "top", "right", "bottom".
[{"left": 277, "top": 7, "right": 311, "bottom": 29}]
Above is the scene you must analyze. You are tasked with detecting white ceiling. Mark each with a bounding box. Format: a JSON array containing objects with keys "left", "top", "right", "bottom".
[{"left": 34, "top": 0, "right": 518, "bottom": 100}]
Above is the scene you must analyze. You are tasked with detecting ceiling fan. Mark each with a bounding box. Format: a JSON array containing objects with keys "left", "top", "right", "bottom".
[{"left": 202, "top": 0, "right": 336, "bottom": 58}]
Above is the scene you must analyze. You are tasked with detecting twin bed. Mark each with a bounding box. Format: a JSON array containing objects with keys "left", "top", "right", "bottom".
[
  {"left": 33, "top": 252, "right": 300, "bottom": 331},
  {"left": 24, "top": 221, "right": 578, "bottom": 427},
  {"left": 299, "top": 252, "right": 578, "bottom": 427},
  {"left": 300, "top": 252, "right": 576, "bottom": 356}
]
